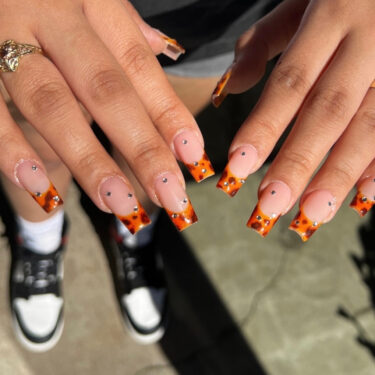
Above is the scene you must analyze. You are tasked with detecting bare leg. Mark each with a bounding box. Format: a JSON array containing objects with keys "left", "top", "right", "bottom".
[{"left": 112, "top": 74, "right": 220, "bottom": 211}]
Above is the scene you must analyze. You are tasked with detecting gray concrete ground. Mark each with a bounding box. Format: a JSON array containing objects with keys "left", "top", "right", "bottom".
[{"left": 0, "top": 76, "right": 375, "bottom": 374}]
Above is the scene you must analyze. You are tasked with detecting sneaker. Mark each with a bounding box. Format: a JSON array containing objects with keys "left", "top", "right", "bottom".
[
  {"left": 9, "top": 218, "right": 68, "bottom": 352},
  {"left": 110, "top": 222, "right": 168, "bottom": 344}
]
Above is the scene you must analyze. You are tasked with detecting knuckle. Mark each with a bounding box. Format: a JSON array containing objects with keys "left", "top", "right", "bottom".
[
  {"left": 358, "top": 110, "right": 375, "bottom": 134},
  {"left": 306, "top": 88, "right": 349, "bottom": 121},
  {"left": 74, "top": 149, "right": 101, "bottom": 173},
  {"left": 270, "top": 64, "right": 309, "bottom": 96},
  {"left": 328, "top": 163, "right": 355, "bottom": 188},
  {"left": 253, "top": 117, "right": 279, "bottom": 143},
  {"left": 280, "top": 149, "right": 314, "bottom": 179},
  {"left": 87, "top": 68, "right": 127, "bottom": 103},
  {"left": 151, "top": 99, "right": 180, "bottom": 125},
  {"left": 120, "top": 43, "right": 152, "bottom": 77},
  {"left": 132, "top": 137, "right": 165, "bottom": 166},
  {"left": 27, "top": 81, "right": 71, "bottom": 117}
]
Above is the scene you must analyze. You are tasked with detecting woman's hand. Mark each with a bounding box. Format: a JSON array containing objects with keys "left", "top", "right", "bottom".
[
  {"left": 213, "top": 0, "right": 375, "bottom": 241},
  {"left": 0, "top": 0, "right": 215, "bottom": 233}
]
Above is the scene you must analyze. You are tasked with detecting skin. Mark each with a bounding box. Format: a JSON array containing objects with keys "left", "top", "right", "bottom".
[
  {"left": 0, "top": 74, "right": 218, "bottom": 222},
  {"left": 223, "top": 0, "right": 375, "bottom": 224},
  {"left": 0, "top": 0, "right": 211, "bottom": 220}
]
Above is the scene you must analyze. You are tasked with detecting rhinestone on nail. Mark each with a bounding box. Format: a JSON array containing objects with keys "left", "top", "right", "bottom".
[
  {"left": 271, "top": 213, "right": 277, "bottom": 218},
  {"left": 328, "top": 201, "right": 332, "bottom": 206},
  {"left": 295, "top": 220, "right": 300, "bottom": 225},
  {"left": 202, "top": 168, "right": 207, "bottom": 173},
  {"left": 162, "top": 178, "right": 168, "bottom": 183},
  {"left": 271, "top": 190, "right": 276, "bottom": 195},
  {"left": 106, "top": 191, "right": 111, "bottom": 196},
  {"left": 128, "top": 193, "right": 133, "bottom": 198},
  {"left": 256, "top": 215, "right": 262, "bottom": 220},
  {"left": 31, "top": 165, "right": 37, "bottom": 171},
  {"left": 241, "top": 152, "right": 246, "bottom": 156},
  {"left": 224, "top": 181, "right": 229, "bottom": 186},
  {"left": 194, "top": 162, "right": 198, "bottom": 167},
  {"left": 53, "top": 196, "right": 60, "bottom": 202},
  {"left": 35, "top": 192, "right": 41, "bottom": 197},
  {"left": 313, "top": 221, "right": 318, "bottom": 227},
  {"left": 182, "top": 139, "right": 188, "bottom": 144},
  {"left": 240, "top": 179, "right": 245, "bottom": 184},
  {"left": 134, "top": 206, "right": 138, "bottom": 212},
  {"left": 172, "top": 213, "right": 178, "bottom": 218},
  {"left": 183, "top": 198, "right": 188, "bottom": 204},
  {"left": 361, "top": 196, "right": 368, "bottom": 202}
]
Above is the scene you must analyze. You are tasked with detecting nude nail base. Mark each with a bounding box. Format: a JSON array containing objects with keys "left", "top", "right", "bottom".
[
  {"left": 247, "top": 204, "right": 280, "bottom": 237},
  {"left": 216, "top": 166, "right": 245, "bottom": 197},
  {"left": 165, "top": 200, "right": 198, "bottom": 231},
  {"left": 116, "top": 202, "right": 151, "bottom": 235},
  {"left": 30, "top": 182, "right": 63, "bottom": 213},
  {"left": 186, "top": 152, "right": 215, "bottom": 182},
  {"left": 211, "top": 68, "right": 232, "bottom": 108},
  {"left": 289, "top": 209, "right": 322, "bottom": 242},
  {"left": 350, "top": 192, "right": 374, "bottom": 217}
]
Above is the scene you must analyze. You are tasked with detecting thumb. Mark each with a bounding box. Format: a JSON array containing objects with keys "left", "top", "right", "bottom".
[
  {"left": 123, "top": 0, "right": 185, "bottom": 60},
  {"left": 213, "top": 0, "right": 308, "bottom": 107}
]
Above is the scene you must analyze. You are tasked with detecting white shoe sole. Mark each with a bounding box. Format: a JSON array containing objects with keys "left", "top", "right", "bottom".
[
  {"left": 122, "top": 311, "right": 166, "bottom": 345},
  {"left": 12, "top": 315, "right": 64, "bottom": 353}
]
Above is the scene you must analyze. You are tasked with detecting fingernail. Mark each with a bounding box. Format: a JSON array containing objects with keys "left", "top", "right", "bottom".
[
  {"left": 217, "top": 145, "right": 257, "bottom": 197},
  {"left": 15, "top": 160, "right": 63, "bottom": 213},
  {"left": 211, "top": 64, "right": 233, "bottom": 108},
  {"left": 174, "top": 131, "right": 215, "bottom": 183},
  {"left": 155, "top": 173, "right": 197, "bottom": 231},
  {"left": 350, "top": 177, "right": 375, "bottom": 217},
  {"left": 100, "top": 176, "right": 151, "bottom": 235},
  {"left": 247, "top": 181, "right": 291, "bottom": 237},
  {"left": 289, "top": 190, "right": 336, "bottom": 242},
  {"left": 158, "top": 32, "right": 185, "bottom": 61}
]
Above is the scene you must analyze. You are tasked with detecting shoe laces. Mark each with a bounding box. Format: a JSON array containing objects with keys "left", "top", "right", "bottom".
[{"left": 21, "top": 251, "right": 60, "bottom": 294}]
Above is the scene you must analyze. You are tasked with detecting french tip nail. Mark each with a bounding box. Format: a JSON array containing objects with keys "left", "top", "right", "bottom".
[
  {"left": 247, "top": 204, "right": 280, "bottom": 238},
  {"left": 349, "top": 186, "right": 374, "bottom": 217},
  {"left": 160, "top": 34, "right": 185, "bottom": 61},
  {"left": 115, "top": 204, "right": 152, "bottom": 235},
  {"left": 288, "top": 210, "right": 321, "bottom": 242},
  {"left": 216, "top": 167, "right": 244, "bottom": 197},
  {"left": 166, "top": 200, "right": 198, "bottom": 231},
  {"left": 186, "top": 153, "right": 215, "bottom": 183},
  {"left": 211, "top": 67, "right": 232, "bottom": 107},
  {"left": 30, "top": 182, "right": 63, "bottom": 213}
]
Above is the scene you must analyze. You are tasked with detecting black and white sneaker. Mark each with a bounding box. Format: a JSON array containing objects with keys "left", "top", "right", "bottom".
[
  {"left": 110, "top": 223, "right": 168, "bottom": 345},
  {"left": 9, "top": 219, "right": 68, "bottom": 352}
]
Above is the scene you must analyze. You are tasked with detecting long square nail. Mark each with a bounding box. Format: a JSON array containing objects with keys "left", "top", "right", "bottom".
[
  {"left": 350, "top": 177, "right": 375, "bottom": 217},
  {"left": 174, "top": 131, "right": 215, "bottom": 183},
  {"left": 155, "top": 173, "right": 197, "bottom": 231},
  {"left": 247, "top": 181, "right": 291, "bottom": 237},
  {"left": 159, "top": 33, "right": 186, "bottom": 61},
  {"left": 16, "top": 160, "right": 63, "bottom": 213},
  {"left": 211, "top": 65, "right": 233, "bottom": 108},
  {"left": 217, "top": 145, "right": 257, "bottom": 197},
  {"left": 100, "top": 176, "right": 151, "bottom": 235},
  {"left": 289, "top": 190, "right": 335, "bottom": 242}
]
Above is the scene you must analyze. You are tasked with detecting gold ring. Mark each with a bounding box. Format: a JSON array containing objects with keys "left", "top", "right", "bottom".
[{"left": 0, "top": 40, "right": 43, "bottom": 73}]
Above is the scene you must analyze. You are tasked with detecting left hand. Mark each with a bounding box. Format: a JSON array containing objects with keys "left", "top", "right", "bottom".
[{"left": 213, "top": 0, "right": 375, "bottom": 241}]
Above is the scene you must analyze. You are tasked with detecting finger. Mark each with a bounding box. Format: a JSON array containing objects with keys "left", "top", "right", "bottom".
[
  {"left": 36, "top": 17, "right": 198, "bottom": 230},
  {"left": 0, "top": 95, "right": 63, "bottom": 213},
  {"left": 211, "top": 0, "right": 309, "bottom": 107},
  {"left": 247, "top": 34, "right": 375, "bottom": 239},
  {"left": 350, "top": 159, "right": 375, "bottom": 217},
  {"left": 288, "top": 89, "right": 375, "bottom": 240},
  {"left": 1, "top": 42, "right": 152, "bottom": 234},
  {"left": 122, "top": 0, "right": 185, "bottom": 60},
  {"left": 84, "top": 0, "right": 214, "bottom": 182},
  {"left": 217, "top": 1, "right": 349, "bottom": 196}
]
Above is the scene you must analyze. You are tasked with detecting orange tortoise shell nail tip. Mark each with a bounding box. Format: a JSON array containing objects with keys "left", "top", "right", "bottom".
[
  {"left": 247, "top": 204, "right": 280, "bottom": 237},
  {"left": 30, "top": 182, "right": 63, "bottom": 213},
  {"left": 288, "top": 210, "right": 321, "bottom": 242},
  {"left": 186, "top": 152, "right": 215, "bottom": 183},
  {"left": 116, "top": 202, "right": 151, "bottom": 235},
  {"left": 166, "top": 200, "right": 198, "bottom": 231},
  {"left": 211, "top": 68, "right": 232, "bottom": 108},
  {"left": 350, "top": 192, "right": 374, "bottom": 217},
  {"left": 160, "top": 35, "right": 186, "bottom": 54},
  {"left": 216, "top": 166, "right": 245, "bottom": 197}
]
